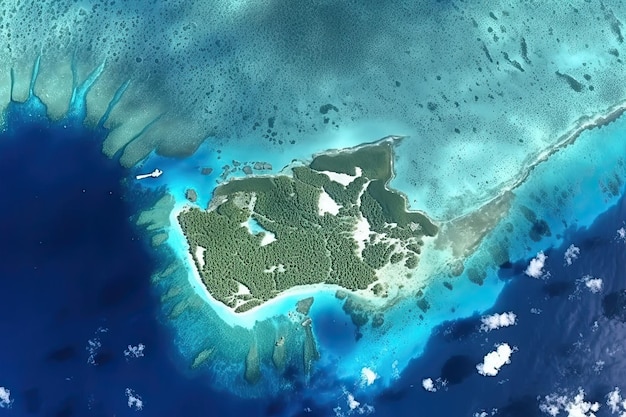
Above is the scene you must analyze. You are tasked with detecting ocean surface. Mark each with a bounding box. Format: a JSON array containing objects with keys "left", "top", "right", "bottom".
[{"left": 2, "top": 91, "right": 626, "bottom": 417}]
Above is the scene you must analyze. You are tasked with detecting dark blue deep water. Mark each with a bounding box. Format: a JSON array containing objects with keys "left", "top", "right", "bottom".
[
  {"left": 2, "top": 100, "right": 626, "bottom": 417},
  {"left": 0, "top": 103, "right": 263, "bottom": 416},
  {"left": 373, "top": 189, "right": 626, "bottom": 416}
]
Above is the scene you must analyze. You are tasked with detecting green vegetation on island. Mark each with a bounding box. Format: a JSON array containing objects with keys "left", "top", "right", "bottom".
[{"left": 177, "top": 138, "right": 438, "bottom": 311}]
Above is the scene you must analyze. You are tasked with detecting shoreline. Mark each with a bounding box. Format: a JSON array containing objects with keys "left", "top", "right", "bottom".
[
  {"left": 168, "top": 136, "right": 443, "bottom": 322},
  {"left": 214, "top": 134, "right": 440, "bottom": 227},
  {"left": 168, "top": 203, "right": 391, "bottom": 328},
  {"left": 168, "top": 201, "right": 440, "bottom": 327}
]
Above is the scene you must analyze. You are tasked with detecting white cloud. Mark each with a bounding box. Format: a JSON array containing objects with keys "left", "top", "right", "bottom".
[
  {"left": 539, "top": 388, "right": 600, "bottom": 417},
  {"left": 421, "top": 377, "right": 447, "bottom": 392},
  {"left": 422, "top": 378, "right": 436, "bottom": 392},
  {"left": 592, "top": 360, "right": 605, "bottom": 374},
  {"left": 125, "top": 388, "right": 144, "bottom": 411},
  {"left": 473, "top": 409, "right": 498, "bottom": 417},
  {"left": 606, "top": 388, "right": 626, "bottom": 416},
  {"left": 564, "top": 244, "right": 580, "bottom": 266},
  {"left": 347, "top": 393, "right": 360, "bottom": 410},
  {"left": 86, "top": 337, "right": 102, "bottom": 365},
  {"left": 0, "top": 387, "right": 12, "bottom": 408},
  {"left": 480, "top": 312, "right": 517, "bottom": 332},
  {"left": 360, "top": 367, "right": 378, "bottom": 386},
  {"left": 526, "top": 251, "right": 548, "bottom": 278},
  {"left": 583, "top": 276, "right": 603, "bottom": 294},
  {"left": 476, "top": 343, "right": 514, "bottom": 377},
  {"left": 86, "top": 327, "right": 109, "bottom": 365},
  {"left": 338, "top": 388, "right": 374, "bottom": 416},
  {"left": 124, "top": 343, "right": 145, "bottom": 359}
]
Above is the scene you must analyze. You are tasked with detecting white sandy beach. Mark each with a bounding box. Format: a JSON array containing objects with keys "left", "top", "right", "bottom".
[
  {"left": 320, "top": 167, "right": 363, "bottom": 186},
  {"left": 318, "top": 191, "right": 341, "bottom": 216},
  {"left": 194, "top": 246, "right": 206, "bottom": 270}
]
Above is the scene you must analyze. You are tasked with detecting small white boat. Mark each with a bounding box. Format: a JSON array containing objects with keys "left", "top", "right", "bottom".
[{"left": 136, "top": 168, "right": 163, "bottom": 180}]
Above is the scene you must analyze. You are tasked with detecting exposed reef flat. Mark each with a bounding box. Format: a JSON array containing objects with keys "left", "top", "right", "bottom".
[
  {"left": 505, "top": 101, "right": 626, "bottom": 195},
  {"left": 177, "top": 137, "right": 438, "bottom": 313},
  {"left": 435, "top": 100, "right": 626, "bottom": 263}
]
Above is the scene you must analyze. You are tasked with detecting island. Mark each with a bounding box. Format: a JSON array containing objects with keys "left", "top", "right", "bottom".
[{"left": 177, "top": 137, "right": 438, "bottom": 313}]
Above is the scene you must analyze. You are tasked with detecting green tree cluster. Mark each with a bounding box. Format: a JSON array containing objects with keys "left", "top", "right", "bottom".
[
  {"left": 405, "top": 254, "right": 419, "bottom": 269},
  {"left": 390, "top": 252, "right": 405, "bottom": 264},
  {"left": 362, "top": 241, "right": 395, "bottom": 269},
  {"left": 177, "top": 139, "right": 438, "bottom": 308}
]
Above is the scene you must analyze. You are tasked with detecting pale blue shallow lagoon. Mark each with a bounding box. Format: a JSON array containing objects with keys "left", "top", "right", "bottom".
[{"left": 2, "top": 1, "right": 626, "bottom": 417}]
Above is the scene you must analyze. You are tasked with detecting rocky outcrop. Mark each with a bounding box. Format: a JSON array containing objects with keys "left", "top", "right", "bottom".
[
  {"left": 296, "top": 297, "right": 314, "bottom": 315},
  {"left": 185, "top": 188, "right": 198, "bottom": 202},
  {"left": 253, "top": 162, "right": 273, "bottom": 170}
]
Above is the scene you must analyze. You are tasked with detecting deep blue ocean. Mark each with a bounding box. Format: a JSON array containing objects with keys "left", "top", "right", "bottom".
[
  {"left": 0, "top": 102, "right": 265, "bottom": 416},
  {"left": 2, "top": 99, "right": 626, "bottom": 417}
]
